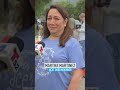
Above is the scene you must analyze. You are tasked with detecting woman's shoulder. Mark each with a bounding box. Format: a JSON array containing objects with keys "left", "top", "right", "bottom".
[{"left": 66, "top": 37, "right": 80, "bottom": 47}]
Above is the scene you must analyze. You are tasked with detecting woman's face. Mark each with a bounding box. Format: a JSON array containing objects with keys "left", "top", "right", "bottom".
[{"left": 47, "top": 9, "right": 67, "bottom": 36}]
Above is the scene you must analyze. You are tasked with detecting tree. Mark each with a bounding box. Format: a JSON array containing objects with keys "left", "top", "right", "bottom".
[
  {"left": 60, "top": 1, "right": 75, "bottom": 18},
  {"left": 59, "top": 0, "right": 85, "bottom": 19},
  {"left": 75, "top": 0, "right": 85, "bottom": 19},
  {"left": 35, "top": 0, "right": 52, "bottom": 17}
]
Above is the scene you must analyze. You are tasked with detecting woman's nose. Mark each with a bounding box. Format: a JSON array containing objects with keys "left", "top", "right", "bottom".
[{"left": 49, "top": 18, "right": 56, "bottom": 24}]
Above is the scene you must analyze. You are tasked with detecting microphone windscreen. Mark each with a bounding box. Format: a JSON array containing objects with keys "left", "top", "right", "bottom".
[
  {"left": 7, "top": 36, "right": 24, "bottom": 52},
  {"left": 38, "top": 41, "right": 45, "bottom": 48}
]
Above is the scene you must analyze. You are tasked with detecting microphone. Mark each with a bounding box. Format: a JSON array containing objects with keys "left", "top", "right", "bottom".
[
  {"left": 0, "top": 36, "right": 24, "bottom": 72},
  {"left": 38, "top": 41, "right": 45, "bottom": 48},
  {"left": 35, "top": 41, "right": 45, "bottom": 57}
]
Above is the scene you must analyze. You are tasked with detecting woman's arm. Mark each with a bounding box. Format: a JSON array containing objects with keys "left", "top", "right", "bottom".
[{"left": 68, "top": 69, "right": 83, "bottom": 90}]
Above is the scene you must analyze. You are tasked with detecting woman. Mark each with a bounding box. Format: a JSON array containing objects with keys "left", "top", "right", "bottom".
[{"left": 35, "top": 4, "right": 85, "bottom": 90}]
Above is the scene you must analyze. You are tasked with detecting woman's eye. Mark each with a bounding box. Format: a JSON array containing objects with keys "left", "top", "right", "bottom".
[
  {"left": 55, "top": 18, "right": 60, "bottom": 20},
  {"left": 47, "top": 18, "right": 51, "bottom": 20}
]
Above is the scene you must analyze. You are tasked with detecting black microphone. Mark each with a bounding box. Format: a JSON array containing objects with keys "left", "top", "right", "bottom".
[
  {"left": 38, "top": 41, "right": 45, "bottom": 48},
  {"left": 35, "top": 41, "right": 45, "bottom": 56}
]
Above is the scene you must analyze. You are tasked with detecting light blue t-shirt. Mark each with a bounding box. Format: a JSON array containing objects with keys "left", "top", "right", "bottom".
[{"left": 35, "top": 37, "right": 85, "bottom": 90}]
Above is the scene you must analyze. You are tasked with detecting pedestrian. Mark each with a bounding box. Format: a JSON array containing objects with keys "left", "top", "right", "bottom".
[
  {"left": 69, "top": 17, "right": 85, "bottom": 59},
  {"left": 69, "top": 17, "right": 79, "bottom": 40},
  {"left": 78, "top": 13, "right": 85, "bottom": 59}
]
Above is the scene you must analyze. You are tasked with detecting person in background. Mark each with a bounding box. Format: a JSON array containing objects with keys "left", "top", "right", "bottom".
[
  {"left": 35, "top": 4, "right": 85, "bottom": 90},
  {"left": 78, "top": 13, "right": 85, "bottom": 43},
  {"left": 69, "top": 15, "right": 85, "bottom": 59},
  {"left": 78, "top": 13, "right": 85, "bottom": 59},
  {"left": 69, "top": 17, "right": 79, "bottom": 40},
  {"left": 75, "top": 13, "right": 85, "bottom": 59}
]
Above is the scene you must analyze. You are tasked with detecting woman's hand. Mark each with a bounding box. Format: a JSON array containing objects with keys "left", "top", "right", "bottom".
[{"left": 68, "top": 69, "right": 83, "bottom": 90}]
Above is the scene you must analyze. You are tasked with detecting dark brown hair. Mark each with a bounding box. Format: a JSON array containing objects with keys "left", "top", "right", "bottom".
[{"left": 44, "top": 4, "right": 73, "bottom": 47}]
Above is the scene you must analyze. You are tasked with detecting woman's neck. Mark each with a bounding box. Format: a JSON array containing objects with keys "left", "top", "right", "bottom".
[{"left": 48, "top": 34, "right": 60, "bottom": 40}]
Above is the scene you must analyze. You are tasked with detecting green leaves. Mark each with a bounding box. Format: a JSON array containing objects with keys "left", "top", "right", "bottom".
[
  {"left": 74, "top": 0, "right": 85, "bottom": 19},
  {"left": 35, "top": 0, "right": 85, "bottom": 19},
  {"left": 35, "top": 0, "right": 52, "bottom": 17},
  {"left": 59, "top": 0, "right": 85, "bottom": 19}
]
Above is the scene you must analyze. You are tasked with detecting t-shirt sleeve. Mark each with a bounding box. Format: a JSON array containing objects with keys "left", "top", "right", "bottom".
[{"left": 67, "top": 40, "right": 85, "bottom": 69}]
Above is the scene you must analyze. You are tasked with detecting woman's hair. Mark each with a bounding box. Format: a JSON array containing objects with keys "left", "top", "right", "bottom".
[{"left": 44, "top": 4, "right": 73, "bottom": 47}]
